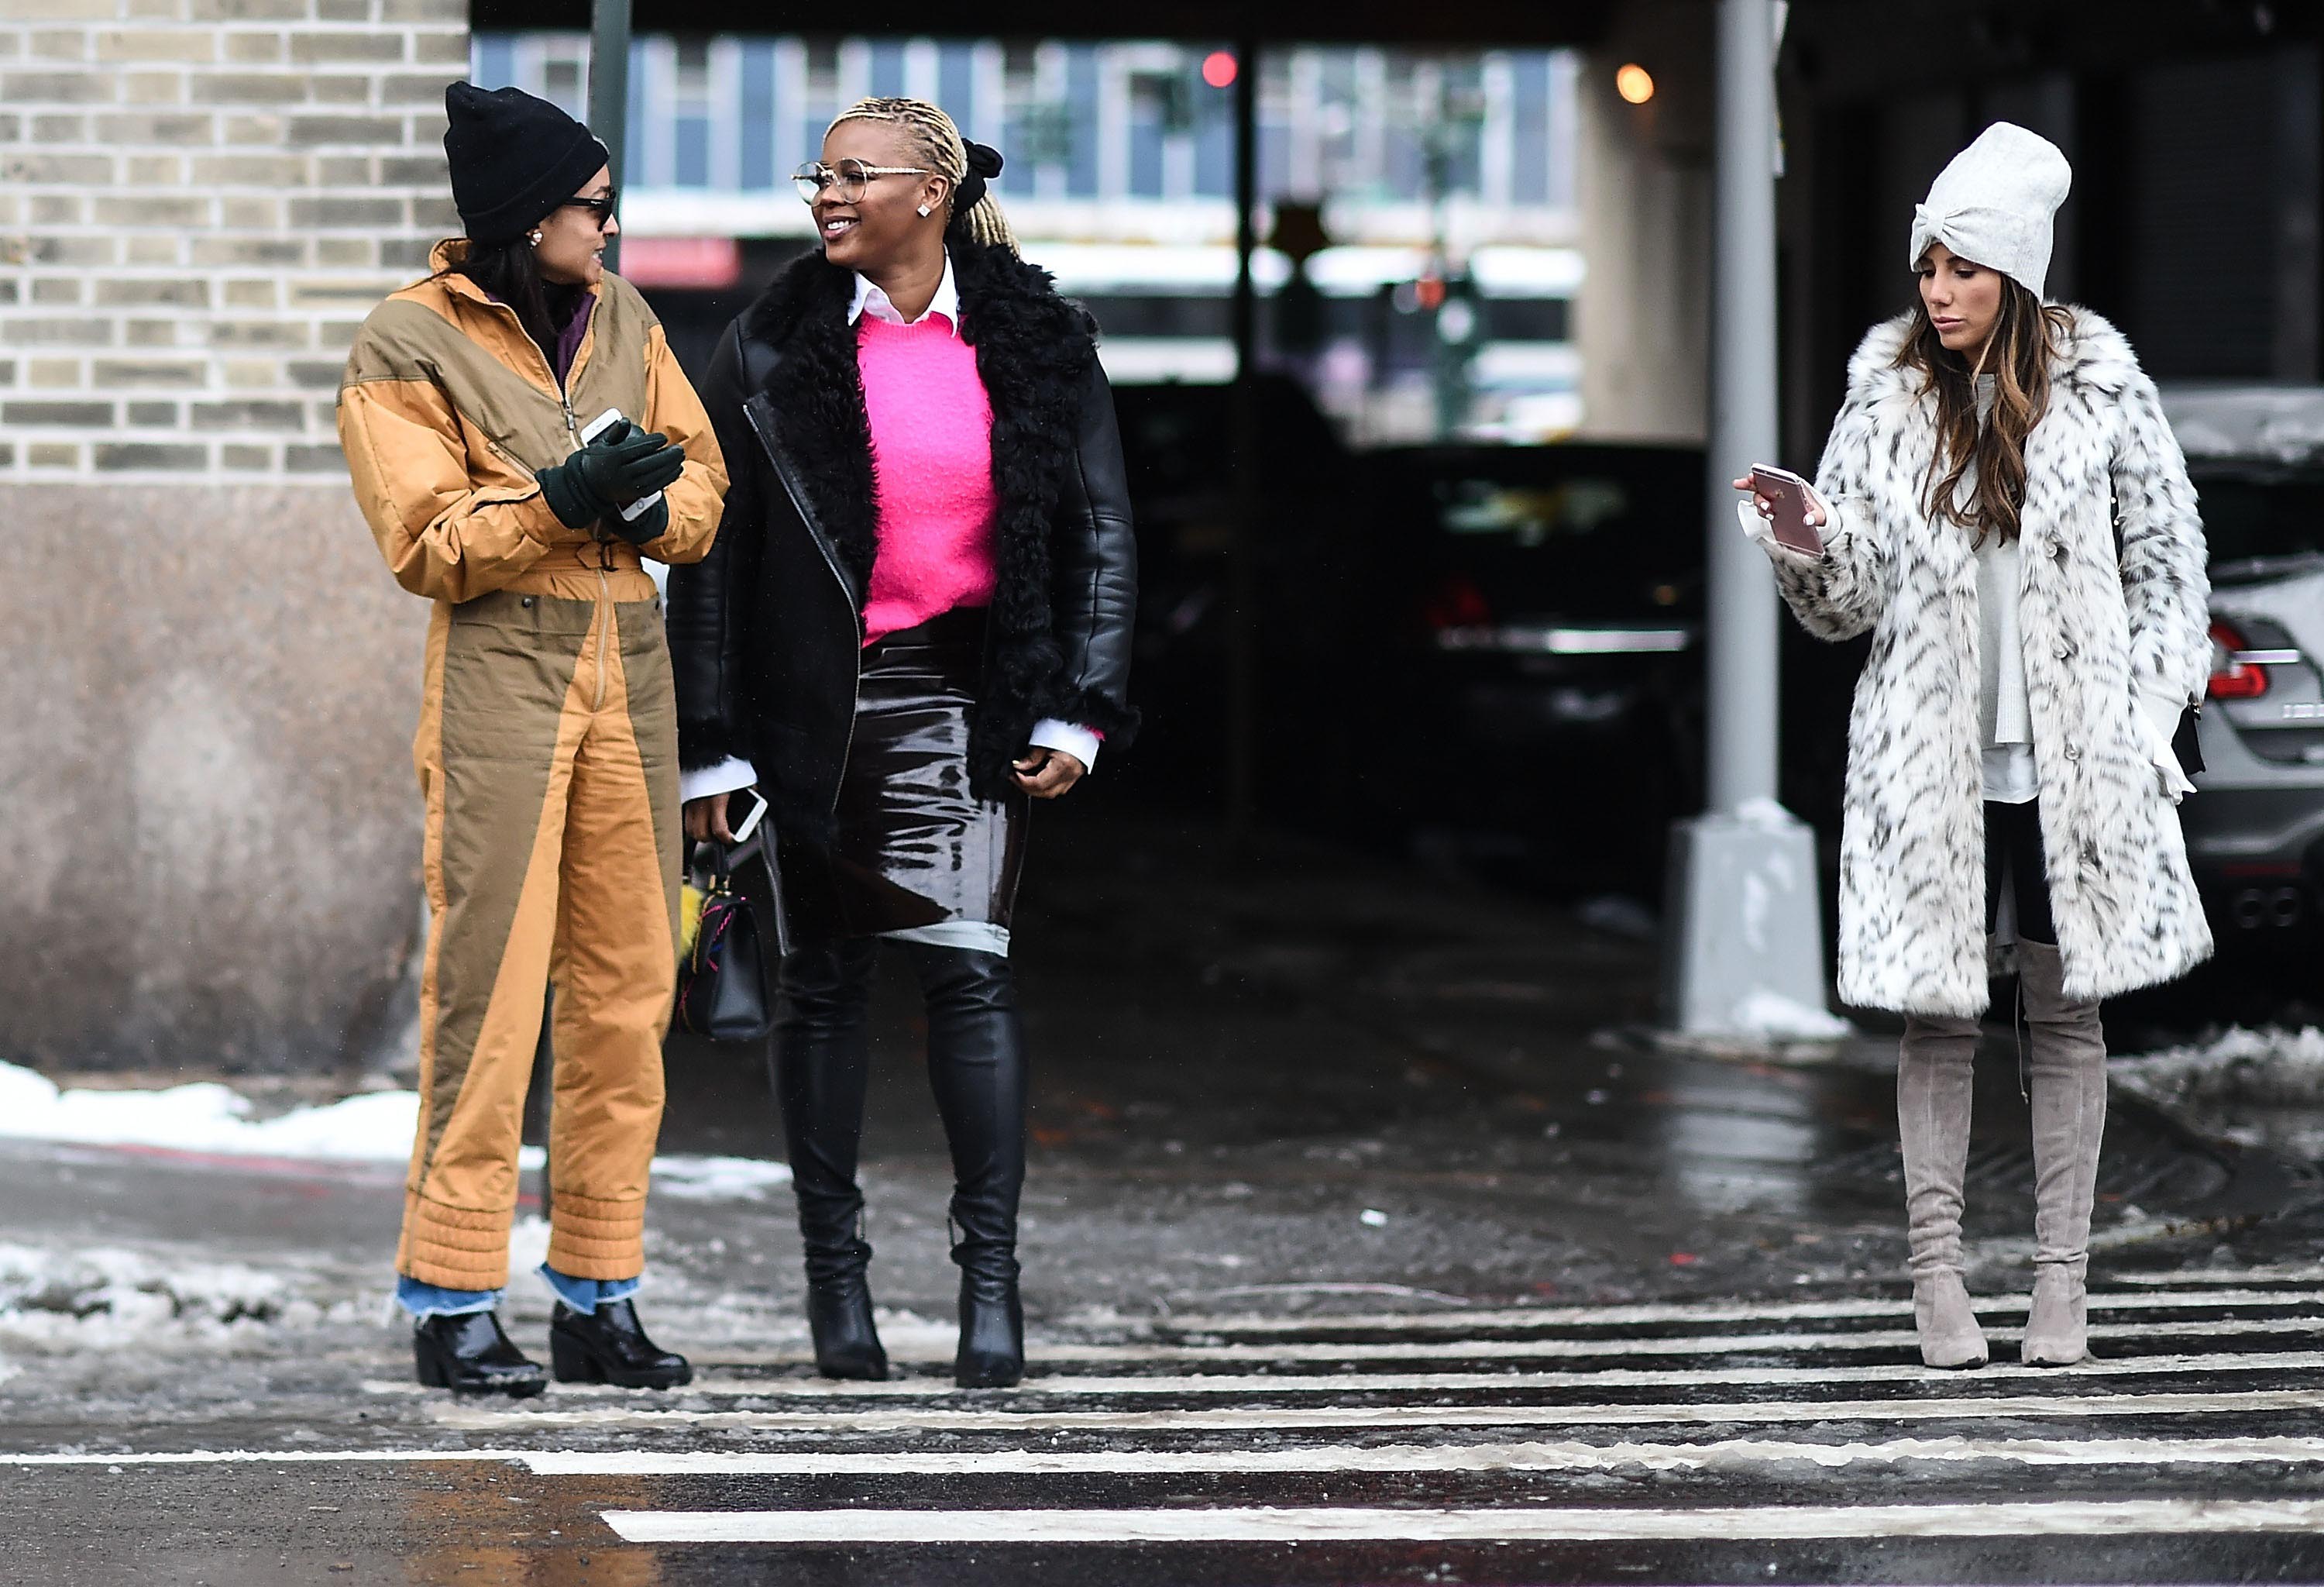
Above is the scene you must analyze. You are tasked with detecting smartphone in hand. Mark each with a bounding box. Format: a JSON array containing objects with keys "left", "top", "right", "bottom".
[
  {"left": 1748, "top": 464, "right": 1824, "bottom": 553},
  {"left": 727, "top": 787, "right": 769, "bottom": 846},
  {"left": 579, "top": 407, "right": 665, "bottom": 524}
]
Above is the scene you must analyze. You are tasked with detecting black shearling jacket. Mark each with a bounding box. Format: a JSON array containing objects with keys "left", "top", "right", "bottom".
[{"left": 666, "top": 239, "right": 1140, "bottom": 844}]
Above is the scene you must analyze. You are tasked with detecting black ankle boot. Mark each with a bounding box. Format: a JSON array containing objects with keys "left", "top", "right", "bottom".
[
  {"left": 413, "top": 1311, "right": 546, "bottom": 1398},
  {"left": 548, "top": 1299, "right": 692, "bottom": 1389},
  {"left": 954, "top": 1243, "right": 1023, "bottom": 1389},
  {"left": 806, "top": 1240, "right": 889, "bottom": 1381}
]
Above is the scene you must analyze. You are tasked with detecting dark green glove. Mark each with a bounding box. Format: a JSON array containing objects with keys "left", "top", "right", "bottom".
[
  {"left": 536, "top": 426, "right": 689, "bottom": 529},
  {"left": 603, "top": 492, "right": 669, "bottom": 547}
]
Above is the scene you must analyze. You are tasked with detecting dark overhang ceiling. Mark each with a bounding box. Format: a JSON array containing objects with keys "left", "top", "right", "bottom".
[
  {"left": 1783, "top": 0, "right": 2317, "bottom": 99},
  {"left": 468, "top": 0, "right": 1624, "bottom": 46}
]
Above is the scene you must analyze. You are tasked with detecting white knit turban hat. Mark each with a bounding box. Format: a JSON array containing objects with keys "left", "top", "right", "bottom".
[{"left": 1907, "top": 122, "right": 2073, "bottom": 299}]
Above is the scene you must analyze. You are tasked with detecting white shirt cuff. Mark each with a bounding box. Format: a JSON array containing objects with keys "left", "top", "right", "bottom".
[
  {"left": 679, "top": 757, "right": 758, "bottom": 804},
  {"left": 1028, "top": 720, "right": 1101, "bottom": 771},
  {"left": 1737, "top": 494, "right": 1829, "bottom": 556},
  {"left": 2134, "top": 688, "right": 2196, "bottom": 800}
]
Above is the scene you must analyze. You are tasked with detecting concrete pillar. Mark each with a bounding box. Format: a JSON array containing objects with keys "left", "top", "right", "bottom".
[
  {"left": 1572, "top": 6, "right": 1710, "bottom": 443},
  {"left": 1659, "top": 0, "right": 1842, "bottom": 1044}
]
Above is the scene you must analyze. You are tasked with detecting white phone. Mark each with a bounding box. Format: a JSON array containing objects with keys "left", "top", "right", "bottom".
[
  {"left": 579, "top": 407, "right": 665, "bottom": 523},
  {"left": 727, "top": 787, "right": 768, "bottom": 846}
]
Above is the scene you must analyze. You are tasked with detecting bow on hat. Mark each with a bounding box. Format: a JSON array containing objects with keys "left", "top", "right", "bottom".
[
  {"left": 955, "top": 141, "right": 1003, "bottom": 212},
  {"left": 1905, "top": 122, "right": 2071, "bottom": 301}
]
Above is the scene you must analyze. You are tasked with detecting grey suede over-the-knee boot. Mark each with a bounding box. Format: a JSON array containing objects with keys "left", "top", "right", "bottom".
[
  {"left": 2016, "top": 939, "right": 2106, "bottom": 1365},
  {"left": 1898, "top": 1013, "right": 1989, "bottom": 1368}
]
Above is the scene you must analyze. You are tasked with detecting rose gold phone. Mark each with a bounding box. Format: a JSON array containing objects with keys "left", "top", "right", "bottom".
[{"left": 1750, "top": 465, "right": 1824, "bottom": 553}]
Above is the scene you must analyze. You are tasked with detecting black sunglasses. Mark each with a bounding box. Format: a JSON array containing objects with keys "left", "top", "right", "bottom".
[{"left": 560, "top": 191, "right": 618, "bottom": 229}]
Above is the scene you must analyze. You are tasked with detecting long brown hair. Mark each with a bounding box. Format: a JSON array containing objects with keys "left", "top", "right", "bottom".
[{"left": 1894, "top": 279, "right": 2075, "bottom": 546}]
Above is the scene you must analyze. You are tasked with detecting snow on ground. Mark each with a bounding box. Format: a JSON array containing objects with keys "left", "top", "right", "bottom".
[
  {"left": 1728, "top": 990, "right": 1854, "bottom": 1041},
  {"left": 0, "top": 1241, "right": 367, "bottom": 1355},
  {"left": 0, "top": 1061, "right": 789, "bottom": 1198},
  {"left": 2113, "top": 1027, "right": 2324, "bottom": 1161},
  {"left": 648, "top": 1155, "right": 795, "bottom": 1200}
]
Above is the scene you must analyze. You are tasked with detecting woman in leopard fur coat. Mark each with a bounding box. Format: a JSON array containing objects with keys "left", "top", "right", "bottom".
[{"left": 1741, "top": 123, "right": 2209, "bottom": 1373}]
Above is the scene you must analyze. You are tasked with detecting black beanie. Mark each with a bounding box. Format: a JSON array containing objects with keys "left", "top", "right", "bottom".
[{"left": 442, "top": 82, "right": 611, "bottom": 245}]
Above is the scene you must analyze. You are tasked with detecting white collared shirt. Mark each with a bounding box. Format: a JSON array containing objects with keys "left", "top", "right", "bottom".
[{"left": 847, "top": 254, "right": 962, "bottom": 337}]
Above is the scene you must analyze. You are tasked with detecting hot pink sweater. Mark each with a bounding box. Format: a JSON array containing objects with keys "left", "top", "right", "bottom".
[{"left": 857, "top": 315, "right": 998, "bottom": 645}]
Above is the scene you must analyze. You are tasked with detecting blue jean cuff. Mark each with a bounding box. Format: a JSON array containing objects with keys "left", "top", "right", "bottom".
[
  {"left": 396, "top": 1276, "right": 502, "bottom": 1320},
  {"left": 538, "top": 1263, "right": 641, "bottom": 1317}
]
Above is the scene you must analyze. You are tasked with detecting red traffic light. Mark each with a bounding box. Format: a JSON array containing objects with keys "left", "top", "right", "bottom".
[
  {"left": 1202, "top": 50, "right": 1238, "bottom": 89},
  {"left": 1414, "top": 274, "right": 1446, "bottom": 311}
]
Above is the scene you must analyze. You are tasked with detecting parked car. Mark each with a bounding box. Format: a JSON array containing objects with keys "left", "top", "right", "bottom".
[
  {"left": 1349, "top": 442, "right": 1716, "bottom": 893},
  {"left": 1110, "top": 380, "right": 1859, "bottom": 898},
  {"left": 2161, "top": 385, "right": 2324, "bottom": 959}
]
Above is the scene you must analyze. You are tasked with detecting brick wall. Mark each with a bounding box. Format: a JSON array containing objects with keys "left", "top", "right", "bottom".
[
  {"left": 0, "top": 2, "right": 471, "bottom": 1072},
  {"left": 1, "top": 0, "right": 466, "bottom": 481}
]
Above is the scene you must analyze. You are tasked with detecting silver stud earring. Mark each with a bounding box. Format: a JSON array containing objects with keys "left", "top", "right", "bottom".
[
  {"left": 916, "top": 205, "right": 932, "bottom": 217},
  {"left": 528, "top": 230, "right": 542, "bottom": 248}
]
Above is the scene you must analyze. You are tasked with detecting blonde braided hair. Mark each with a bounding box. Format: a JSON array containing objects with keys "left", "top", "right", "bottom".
[{"left": 827, "top": 97, "right": 1016, "bottom": 255}]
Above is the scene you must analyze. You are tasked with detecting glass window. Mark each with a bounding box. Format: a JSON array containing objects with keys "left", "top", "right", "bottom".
[
  {"left": 468, "top": 29, "right": 1582, "bottom": 446},
  {"left": 1128, "top": 72, "right": 1170, "bottom": 198},
  {"left": 471, "top": 34, "right": 515, "bottom": 89},
  {"left": 870, "top": 40, "right": 906, "bottom": 99},
  {"left": 939, "top": 43, "right": 978, "bottom": 137},
  {"left": 672, "top": 37, "right": 711, "bottom": 189},
  {"left": 740, "top": 40, "right": 777, "bottom": 191},
  {"left": 544, "top": 57, "right": 582, "bottom": 118},
  {"left": 1064, "top": 45, "right": 1102, "bottom": 198}
]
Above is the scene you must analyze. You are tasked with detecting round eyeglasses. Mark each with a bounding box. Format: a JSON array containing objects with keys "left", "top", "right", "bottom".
[{"left": 792, "top": 159, "right": 930, "bottom": 205}]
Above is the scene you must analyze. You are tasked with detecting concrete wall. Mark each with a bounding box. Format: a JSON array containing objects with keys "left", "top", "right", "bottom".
[
  {"left": 1573, "top": 7, "right": 1710, "bottom": 445},
  {"left": 1, "top": 0, "right": 466, "bottom": 1069}
]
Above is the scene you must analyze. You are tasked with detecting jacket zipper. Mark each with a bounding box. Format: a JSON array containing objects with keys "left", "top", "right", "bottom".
[
  {"left": 483, "top": 435, "right": 538, "bottom": 480},
  {"left": 472, "top": 294, "right": 615, "bottom": 696},
  {"left": 742, "top": 394, "right": 863, "bottom": 784}
]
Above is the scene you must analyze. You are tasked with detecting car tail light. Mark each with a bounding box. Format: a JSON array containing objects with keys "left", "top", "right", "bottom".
[
  {"left": 1422, "top": 573, "right": 1492, "bottom": 632},
  {"left": 2207, "top": 619, "right": 2272, "bottom": 700}
]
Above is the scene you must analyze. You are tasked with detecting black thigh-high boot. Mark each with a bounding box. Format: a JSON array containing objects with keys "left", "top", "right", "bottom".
[
  {"left": 775, "top": 938, "right": 887, "bottom": 1380},
  {"left": 906, "top": 943, "right": 1028, "bottom": 1389}
]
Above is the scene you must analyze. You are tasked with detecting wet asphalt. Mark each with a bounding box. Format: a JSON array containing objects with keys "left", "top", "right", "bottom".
[{"left": 5, "top": 807, "right": 2323, "bottom": 1584}]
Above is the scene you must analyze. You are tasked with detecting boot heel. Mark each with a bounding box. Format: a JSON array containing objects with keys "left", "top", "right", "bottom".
[
  {"left": 550, "top": 1331, "right": 606, "bottom": 1384},
  {"left": 412, "top": 1335, "right": 448, "bottom": 1389}
]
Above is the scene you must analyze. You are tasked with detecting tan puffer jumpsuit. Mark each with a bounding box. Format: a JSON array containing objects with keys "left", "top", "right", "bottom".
[{"left": 338, "top": 241, "right": 728, "bottom": 1289}]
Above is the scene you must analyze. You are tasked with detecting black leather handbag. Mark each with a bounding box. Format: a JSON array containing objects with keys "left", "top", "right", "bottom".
[{"left": 675, "top": 839, "right": 774, "bottom": 1043}]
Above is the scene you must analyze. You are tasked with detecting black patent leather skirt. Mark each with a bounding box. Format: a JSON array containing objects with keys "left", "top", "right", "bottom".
[{"left": 776, "top": 609, "right": 1026, "bottom": 946}]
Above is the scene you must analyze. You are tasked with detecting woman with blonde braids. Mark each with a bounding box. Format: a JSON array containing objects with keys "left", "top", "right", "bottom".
[{"left": 668, "top": 98, "right": 1137, "bottom": 1388}]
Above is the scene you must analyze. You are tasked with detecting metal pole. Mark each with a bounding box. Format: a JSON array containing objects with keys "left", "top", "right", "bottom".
[
  {"left": 587, "top": 0, "right": 633, "bottom": 277},
  {"left": 1659, "top": 0, "right": 1838, "bottom": 1044},
  {"left": 1703, "top": 0, "right": 1780, "bottom": 814},
  {"left": 1225, "top": 36, "right": 1261, "bottom": 849}
]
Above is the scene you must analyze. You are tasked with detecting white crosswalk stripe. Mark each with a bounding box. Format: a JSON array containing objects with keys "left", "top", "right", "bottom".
[
  {"left": 476, "top": 1280, "right": 2324, "bottom": 1552},
  {"left": 600, "top": 1497, "right": 2324, "bottom": 1544},
  {"left": 21, "top": 1282, "right": 2323, "bottom": 1565}
]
